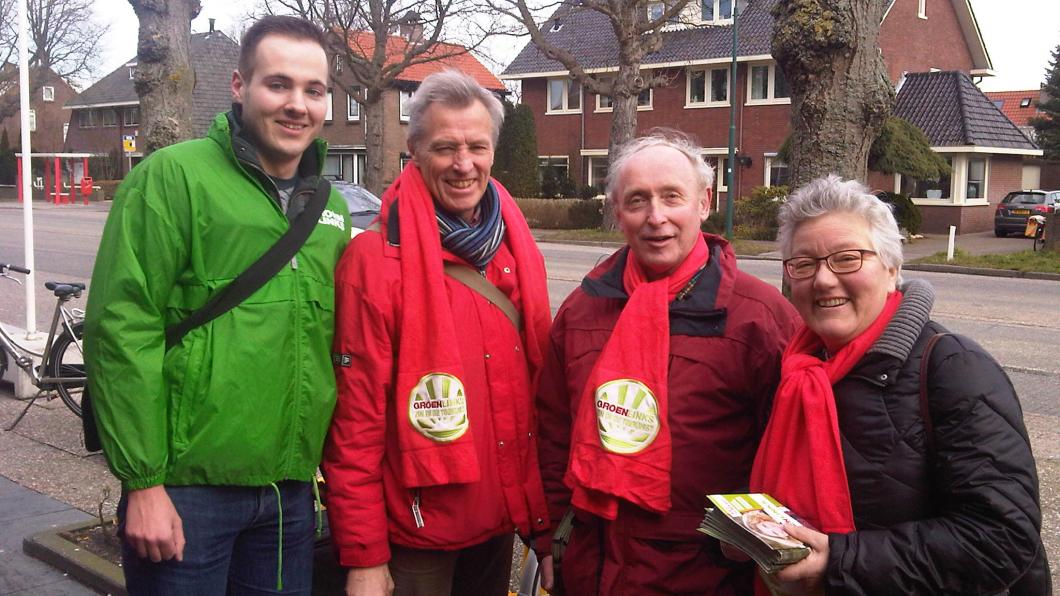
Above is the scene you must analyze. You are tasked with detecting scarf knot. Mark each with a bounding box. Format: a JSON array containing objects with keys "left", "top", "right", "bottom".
[{"left": 436, "top": 182, "right": 506, "bottom": 269}]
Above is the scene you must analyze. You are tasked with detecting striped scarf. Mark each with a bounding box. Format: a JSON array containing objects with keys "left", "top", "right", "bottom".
[{"left": 436, "top": 182, "right": 506, "bottom": 269}]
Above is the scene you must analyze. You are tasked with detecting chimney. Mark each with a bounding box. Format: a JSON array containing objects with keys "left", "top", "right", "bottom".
[
  {"left": 397, "top": 11, "right": 423, "bottom": 42},
  {"left": 209, "top": 18, "right": 215, "bottom": 32}
]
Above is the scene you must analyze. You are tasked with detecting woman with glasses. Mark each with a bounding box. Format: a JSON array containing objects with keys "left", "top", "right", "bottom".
[{"left": 747, "top": 175, "right": 1049, "bottom": 595}]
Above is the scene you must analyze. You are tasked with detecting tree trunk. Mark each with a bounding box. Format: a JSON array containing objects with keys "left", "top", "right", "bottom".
[
  {"left": 128, "top": 0, "right": 200, "bottom": 154},
  {"left": 363, "top": 90, "right": 387, "bottom": 196},
  {"left": 601, "top": 65, "right": 641, "bottom": 231},
  {"left": 771, "top": 0, "right": 893, "bottom": 190}
]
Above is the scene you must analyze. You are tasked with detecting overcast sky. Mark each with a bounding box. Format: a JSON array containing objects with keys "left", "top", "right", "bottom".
[{"left": 86, "top": 0, "right": 1058, "bottom": 93}]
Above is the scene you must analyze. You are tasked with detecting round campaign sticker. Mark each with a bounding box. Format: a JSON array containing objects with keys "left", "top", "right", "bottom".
[
  {"left": 594, "top": 379, "right": 660, "bottom": 454},
  {"left": 408, "top": 373, "right": 470, "bottom": 442}
]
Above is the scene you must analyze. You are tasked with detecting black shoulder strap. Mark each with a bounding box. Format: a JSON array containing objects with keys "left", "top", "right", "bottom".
[
  {"left": 164, "top": 176, "right": 332, "bottom": 351},
  {"left": 918, "top": 332, "right": 950, "bottom": 458}
]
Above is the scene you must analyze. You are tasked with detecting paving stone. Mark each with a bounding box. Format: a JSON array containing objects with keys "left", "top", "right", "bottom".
[{"left": 0, "top": 508, "right": 91, "bottom": 595}]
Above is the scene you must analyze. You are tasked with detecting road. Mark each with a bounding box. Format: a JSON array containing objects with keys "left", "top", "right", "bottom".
[{"left": 2, "top": 202, "right": 1059, "bottom": 416}]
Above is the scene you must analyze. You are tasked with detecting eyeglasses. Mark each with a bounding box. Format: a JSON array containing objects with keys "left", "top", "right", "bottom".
[{"left": 783, "top": 249, "right": 877, "bottom": 279}]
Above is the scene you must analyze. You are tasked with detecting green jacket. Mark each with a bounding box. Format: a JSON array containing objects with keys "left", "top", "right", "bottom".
[{"left": 84, "top": 113, "right": 350, "bottom": 490}]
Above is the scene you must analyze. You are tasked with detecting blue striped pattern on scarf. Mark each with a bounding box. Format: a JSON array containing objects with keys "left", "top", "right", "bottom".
[{"left": 436, "top": 182, "right": 506, "bottom": 270}]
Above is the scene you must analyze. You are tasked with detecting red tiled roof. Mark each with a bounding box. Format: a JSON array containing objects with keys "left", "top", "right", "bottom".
[
  {"left": 985, "top": 90, "right": 1041, "bottom": 127},
  {"left": 344, "top": 32, "right": 504, "bottom": 91}
]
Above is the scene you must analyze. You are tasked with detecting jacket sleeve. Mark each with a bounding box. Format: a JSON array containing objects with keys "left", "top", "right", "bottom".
[
  {"left": 323, "top": 236, "right": 394, "bottom": 568},
  {"left": 533, "top": 307, "right": 574, "bottom": 556},
  {"left": 825, "top": 335, "right": 1043, "bottom": 595},
  {"left": 83, "top": 157, "right": 189, "bottom": 490}
]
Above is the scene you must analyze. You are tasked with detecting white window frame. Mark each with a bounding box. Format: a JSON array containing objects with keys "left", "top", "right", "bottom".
[
  {"left": 746, "top": 62, "right": 791, "bottom": 106},
  {"left": 28, "top": 109, "right": 36, "bottom": 132},
  {"left": 123, "top": 106, "right": 140, "bottom": 126},
  {"left": 63, "top": 122, "right": 68, "bottom": 142},
  {"left": 42, "top": 86, "right": 54, "bottom": 102},
  {"left": 587, "top": 155, "right": 609, "bottom": 187},
  {"left": 399, "top": 90, "right": 413, "bottom": 123},
  {"left": 595, "top": 77, "right": 653, "bottom": 112},
  {"left": 101, "top": 108, "right": 118, "bottom": 127},
  {"left": 965, "top": 156, "right": 988, "bottom": 201},
  {"left": 325, "top": 90, "right": 333, "bottom": 121},
  {"left": 699, "top": 0, "right": 734, "bottom": 24},
  {"left": 686, "top": 66, "right": 730, "bottom": 107},
  {"left": 918, "top": 0, "right": 927, "bottom": 19},
  {"left": 78, "top": 109, "right": 94, "bottom": 128},
  {"left": 763, "top": 155, "right": 790, "bottom": 188},
  {"left": 546, "top": 77, "right": 582, "bottom": 115},
  {"left": 538, "top": 155, "right": 570, "bottom": 181},
  {"left": 347, "top": 87, "right": 361, "bottom": 121},
  {"left": 716, "top": 156, "right": 728, "bottom": 192}
]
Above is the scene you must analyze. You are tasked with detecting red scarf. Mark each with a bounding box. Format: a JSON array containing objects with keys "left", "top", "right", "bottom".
[
  {"left": 749, "top": 291, "right": 903, "bottom": 533},
  {"left": 381, "top": 163, "right": 551, "bottom": 488},
  {"left": 565, "top": 236, "right": 710, "bottom": 519}
]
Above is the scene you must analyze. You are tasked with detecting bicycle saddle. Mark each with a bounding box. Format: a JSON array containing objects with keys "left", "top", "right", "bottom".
[{"left": 45, "top": 281, "right": 86, "bottom": 297}]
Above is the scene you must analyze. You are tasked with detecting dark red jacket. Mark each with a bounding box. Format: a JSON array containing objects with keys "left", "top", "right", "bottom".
[
  {"left": 538, "top": 235, "right": 800, "bottom": 596},
  {"left": 323, "top": 214, "right": 549, "bottom": 568}
]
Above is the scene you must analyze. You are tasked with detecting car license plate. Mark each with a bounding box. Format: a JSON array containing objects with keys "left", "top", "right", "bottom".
[{"left": 1011, "top": 209, "right": 1030, "bottom": 215}]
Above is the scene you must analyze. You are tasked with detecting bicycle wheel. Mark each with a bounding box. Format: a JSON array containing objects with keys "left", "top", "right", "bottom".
[
  {"left": 1033, "top": 230, "right": 1045, "bottom": 251},
  {"left": 48, "top": 321, "right": 85, "bottom": 417}
]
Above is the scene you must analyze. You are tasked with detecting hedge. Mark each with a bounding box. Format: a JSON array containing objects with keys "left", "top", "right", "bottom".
[{"left": 514, "top": 197, "right": 603, "bottom": 229}]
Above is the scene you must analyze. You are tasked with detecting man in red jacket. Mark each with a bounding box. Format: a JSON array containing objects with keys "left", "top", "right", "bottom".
[
  {"left": 323, "top": 70, "right": 552, "bottom": 596},
  {"left": 536, "top": 130, "right": 800, "bottom": 595}
]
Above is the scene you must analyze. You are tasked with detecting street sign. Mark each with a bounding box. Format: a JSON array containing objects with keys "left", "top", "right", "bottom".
[{"left": 122, "top": 134, "right": 136, "bottom": 153}]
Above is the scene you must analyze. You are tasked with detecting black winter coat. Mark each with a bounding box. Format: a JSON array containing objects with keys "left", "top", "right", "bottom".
[{"left": 824, "top": 281, "right": 1050, "bottom": 595}]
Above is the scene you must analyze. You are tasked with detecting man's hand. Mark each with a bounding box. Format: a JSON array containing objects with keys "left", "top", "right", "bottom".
[
  {"left": 769, "top": 524, "right": 829, "bottom": 595},
  {"left": 539, "top": 554, "right": 554, "bottom": 591},
  {"left": 345, "top": 564, "right": 394, "bottom": 596},
  {"left": 123, "top": 486, "right": 185, "bottom": 562}
]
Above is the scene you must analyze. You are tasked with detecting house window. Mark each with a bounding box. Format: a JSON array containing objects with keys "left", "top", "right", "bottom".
[
  {"left": 687, "top": 67, "right": 729, "bottom": 106},
  {"left": 356, "top": 153, "right": 367, "bottom": 184},
  {"left": 764, "top": 156, "right": 790, "bottom": 187},
  {"left": 63, "top": 122, "right": 68, "bottom": 142},
  {"left": 748, "top": 63, "right": 790, "bottom": 103},
  {"left": 917, "top": 0, "right": 926, "bottom": 19},
  {"left": 400, "top": 90, "right": 413, "bottom": 122},
  {"left": 588, "top": 156, "right": 609, "bottom": 187},
  {"left": 78, "top": 110, "right": 94, "bottom": 128},
  {"left": 42, "top": 86, "right": 54, "bottom": 102},
  {"left": 124, "top": 106, "right": 140, "bottom": 126},
  {"left": 547, "top": 78, "right": 581, "bottom": 114},
  {"left": 900, "top": 157, "right": 952, "bottom": 199},
  {"left": 967, "top": 157, "right": 986, "bottom": 199},
  {"left": 28, "top": 109, "right": 36, "bottom": 132},
  {"left": 1020, "top": 97, "right": 1032, "bottom": 108},
  {"left": 400, "top": 153, "right": 412, "bottom": 169},
  {"left": 648, "top": 2, "right": 665, "bottom": 21},
  {"left": 597, "top": 77, "right": 652, "bottom": 111},
  {"left": 324, "top": 154, "right": 342, "bottom": 179},
  {"left": 347, "top": 87, "right": 361, "bottom": 121},
  {"left": 538, "top": 156, "right": 569, "bottom": 182},
  {"left": 701, "top": 0, "right": 733, "bottom": 21},
  {"left": 127, "top": 64, "right": 136, "bottom": 80},
  {"left": 325, "top": 90, "right": 333, "bottom": 121},
  {"left": 101, "top": 109, "right": 118, "bottom": 127},
  {"left": 716, "top": 156, "right": 728, "bottom": 192}
]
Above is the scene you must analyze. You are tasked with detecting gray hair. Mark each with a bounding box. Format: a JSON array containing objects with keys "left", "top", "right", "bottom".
[
  {"left": 777, "top": 175, "right": 904, "bottom": 282},
  {"left": 605, "top": 129, "right": 715, "bottom": 201},
  {"left": 406, "top": 70, "right": 505, "bottom": 150}
]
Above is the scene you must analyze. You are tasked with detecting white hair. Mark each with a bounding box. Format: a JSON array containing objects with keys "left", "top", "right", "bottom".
[
  {"left": 406, "top": 69, "right": 505, "bottom": 150},
  {"left": 777, "top": 174, "right": 904, "bottom": 283},
  {"left": 605, "top": 129, "right": 715, "bottom": 200}
]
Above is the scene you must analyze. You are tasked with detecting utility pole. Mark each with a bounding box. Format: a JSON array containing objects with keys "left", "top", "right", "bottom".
[{"left": 724, "top": 1, "right": 739, "bottom": 241}]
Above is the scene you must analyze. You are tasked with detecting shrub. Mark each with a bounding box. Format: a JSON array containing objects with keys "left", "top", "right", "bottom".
[
  {"left": 514, "top": 197, "right": 603, "bottom": 229},
  {"left": 734, "top": 185, "right": 788, "bottom": 240},
  {"left": 493, "top": 102, "right": 540, "bottom": 197},
  {"left": 579, "top": 184, "right": 603, "bottom": 200},
  {"left": 875, "top": 191, "right": 922, "bottom": 235},
  {"left": 702, "top": 210, "right": 727, "bottom": 235}
]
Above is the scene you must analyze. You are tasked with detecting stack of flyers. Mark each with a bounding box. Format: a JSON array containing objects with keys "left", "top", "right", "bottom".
[{"left": 697, "top": 493, "right": 811, "bottom": 574}]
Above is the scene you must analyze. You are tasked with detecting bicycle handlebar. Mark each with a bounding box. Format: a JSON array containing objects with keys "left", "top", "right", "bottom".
[{"left": 2, "top": 263, "right": 30, "bottom": 274}]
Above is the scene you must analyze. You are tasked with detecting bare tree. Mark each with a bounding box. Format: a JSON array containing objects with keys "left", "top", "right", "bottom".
[
  {"left": 771, "top": 0, "right": 893, "bottom": 189},
  {"left": 0, "top": 0, "right": 108, "bottom": 119},
  {"left": 261, "top": 0, "right": 507, "bottom": 196},
  {"left": 490, "top": 0, "right": 695, "bottom": 229},
  {"left": 128, "top": 0, "right": 202, "bottom": 154}
]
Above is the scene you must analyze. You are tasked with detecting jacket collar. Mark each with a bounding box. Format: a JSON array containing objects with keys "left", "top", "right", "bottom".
[{"left": 207, "top": 107, "right": 328, "bottom": 179}]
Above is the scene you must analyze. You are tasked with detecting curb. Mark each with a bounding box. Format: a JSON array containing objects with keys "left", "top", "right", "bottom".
[
  {"left": 23, "top": 519, "right": 126, "bottom": 596},
  {"left": 904, "top": 263, "right": 1060, "bottom": 281}
]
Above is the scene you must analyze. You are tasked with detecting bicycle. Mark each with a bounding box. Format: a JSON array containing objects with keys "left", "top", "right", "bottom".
[
  {"left": 0, "top": 262, "right": 87, "bottom": 429},
  {"left": 1027, "top": 214, "right": 1047, "bottom": 252}
]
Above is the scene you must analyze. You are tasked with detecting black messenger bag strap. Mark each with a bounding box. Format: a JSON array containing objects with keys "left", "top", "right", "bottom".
[{"left": 164, "top": 176, "right": 332, "bottom": 351}]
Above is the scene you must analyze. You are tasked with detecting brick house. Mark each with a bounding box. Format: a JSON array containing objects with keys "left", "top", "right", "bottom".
[
  {"left": 0, "top": 66, "right": 79, "bottom": 153},
  {"left": 319, "top": 30, "right": 505, "bottom": 187},
  {"left": 63, "top": 29, "right": 239, "bottom": 178},
  {"left": 502, "top": 0, "right": 1037, "bottom": 233},
  {"left": 986, "top": 88, "right": 1060, "bottom": 191}
]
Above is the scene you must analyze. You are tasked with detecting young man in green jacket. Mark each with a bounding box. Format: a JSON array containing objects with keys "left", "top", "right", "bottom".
[{"left": 84, "top": 16, "right": 349, "bottom": 595}]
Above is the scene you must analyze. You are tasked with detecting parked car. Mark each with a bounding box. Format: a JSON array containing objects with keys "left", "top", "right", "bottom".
[
  {"left": 994, "top": 190, "right": 1060, "bottom": 237},
  {"left": 332, "top": 181, "right": 381, "bottom": 237}
]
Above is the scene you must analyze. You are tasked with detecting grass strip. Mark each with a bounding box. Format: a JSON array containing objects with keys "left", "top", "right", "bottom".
[{"left": 912, "top": 248, "right": 1060, "bottom": 274}]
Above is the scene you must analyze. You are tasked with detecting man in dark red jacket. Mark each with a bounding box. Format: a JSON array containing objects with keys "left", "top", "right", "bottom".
[
  {"left": 323, "top": 70, "right": 552, "bottom": 596},
  {"left": 537, "top": 131, "right": 800, "bottom": 596}
]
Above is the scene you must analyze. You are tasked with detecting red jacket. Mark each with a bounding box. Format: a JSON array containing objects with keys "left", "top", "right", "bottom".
[
  {"left": 323, "top": 213, "right": 549, "bottom": 568},
  {"left": 538, "top": 235, "right": 800, "bottom": 596}
]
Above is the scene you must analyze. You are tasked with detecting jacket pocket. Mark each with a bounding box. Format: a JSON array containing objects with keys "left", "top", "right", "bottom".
[{"left": 170, "top": 328, "right": 208, "bottom": 451}]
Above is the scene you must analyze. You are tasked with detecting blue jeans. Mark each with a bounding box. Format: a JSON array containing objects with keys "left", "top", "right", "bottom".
[{"left": 118, "top": 481, "right": 316, "bottom": 596}]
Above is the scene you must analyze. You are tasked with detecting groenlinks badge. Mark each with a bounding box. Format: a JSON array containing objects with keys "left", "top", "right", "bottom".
[
  {"left": 408, "top": 373, "right": 470, "bottom": 442},
  {"left": 594, "top": 379, "right": 660, "bottom": 454}
]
